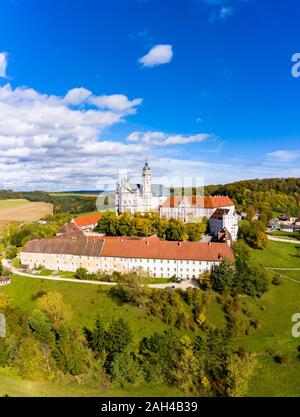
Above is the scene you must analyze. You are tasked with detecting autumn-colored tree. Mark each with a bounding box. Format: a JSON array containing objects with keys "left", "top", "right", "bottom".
[{"left": 37, "top": 291, "right": 73, "bottom": 330}]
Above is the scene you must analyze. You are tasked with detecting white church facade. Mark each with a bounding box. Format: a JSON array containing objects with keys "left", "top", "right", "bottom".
[
  {"left": 115, "top": 162, "right": 165, "bottom": 214},
  {"left": 115, "top": 163, "right": 239, "bottom": 241}
]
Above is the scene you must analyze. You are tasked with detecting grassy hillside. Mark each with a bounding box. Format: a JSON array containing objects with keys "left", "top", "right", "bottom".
[
  {"left": 250, "top": 240, "right": 300, "bottom": 269},
  {"left": 1, "top": 240, "right": 300, "bottom": 397}
]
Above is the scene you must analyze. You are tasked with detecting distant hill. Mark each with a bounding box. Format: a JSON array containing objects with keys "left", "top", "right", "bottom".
[{"left": 1, "top": 177, "right": 299, "bottom": 216}]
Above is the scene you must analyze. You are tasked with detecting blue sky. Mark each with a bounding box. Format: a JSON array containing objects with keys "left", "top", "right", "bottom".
[{"left": 0, "top": 0, "right": 299, "bottom": 190}]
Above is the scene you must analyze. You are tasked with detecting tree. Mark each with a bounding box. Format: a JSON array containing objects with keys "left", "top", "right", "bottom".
[
  {"left": 74, "top": 267, "right": 88, "bottom": 280},
  {"left": 0, "top": 260, "right": 3, "bottom": 276},
  {"left": 37, "top": 291, "right": 73, "bottom": 330},
  {"left": 238, "top": 220, "right": 267, "bottom": 249},
  {"left": 210, "top": 259, "right": 235, "bottom": 294},
  {"left": 84, "top": 317, "right": 107, "bottom": 355},
  {"left": 118, "top": 213, "right": 132, "bottom": 236},
  {"left": 110, "top": 350, "right": 143, "bottom": 384},
  {"left": 246, "top": 206, "right": 256, "bottom": 220},
  {"left": 28, "top": 310, "right": 56, "bottom": 374},
  {"left": 241, "top": 266, "right": 270, "bottom": 297},
  {"left": 17, "top": 337, "right": 49, "bottom": 380},
  {"left": 168, "top": 335, "right": 198, "bottom": 394},
  {"left": 111, "top": 272, "right": 149, "bottom": 308},
  {"left": 96, "top": 212, "right": 119, "bottom": 235},
  {"left": 106, "top": 318, "right": 132, "bottom": 357},
  {"left": 5, "top": 246, "right": 18, "bottom": 259},
  {"left": 226, "top": 352, "right": 258, "bottom": 396},
  {"left": 186, "top": 221, "right": 206, "bottom": 242},
  {"left": 55, "top": 325, "right": 91, "bottom": 376},
  {"left": 0, "top": 293, "right": 13, "bottom": 312},
  {"left": 165, "top": 218, "right": 186, "bottom": 241},
  {"left": 254, "top": 231, "right": 268, "bottom": 250}
]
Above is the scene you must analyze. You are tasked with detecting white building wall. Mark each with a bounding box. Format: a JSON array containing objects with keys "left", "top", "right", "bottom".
[{"left": 20, "top": 251, "right": 220, "bottom": 279}]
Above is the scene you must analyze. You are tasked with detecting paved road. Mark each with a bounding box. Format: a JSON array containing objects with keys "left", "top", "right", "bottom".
[
  {"left": 2, "top": 259, "right": 197, "bottom": 290},
  {"left": 267, "top": 235, "right": 300, "bottom": 244}
]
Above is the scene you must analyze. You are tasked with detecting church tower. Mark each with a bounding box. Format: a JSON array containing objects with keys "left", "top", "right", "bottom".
[
  {"left": 141, "top": 161, "right": 153, "bottom": 212},
  {"left": 142, "top": 161, "right": 152, "bottom": 197}
]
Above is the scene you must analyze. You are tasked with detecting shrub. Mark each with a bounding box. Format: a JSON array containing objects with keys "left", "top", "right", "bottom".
[{"left": 272, "top": 275, "right": 281, "bottom": 286}]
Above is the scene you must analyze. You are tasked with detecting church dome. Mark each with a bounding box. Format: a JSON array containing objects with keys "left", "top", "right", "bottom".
[{"left": 143, "top": 162, "right": 150, "bottom": 171}]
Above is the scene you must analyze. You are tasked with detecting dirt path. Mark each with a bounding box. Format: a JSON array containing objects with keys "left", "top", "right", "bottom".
[
  {"left": 267, "top": 235, "right": 300, "bottom": 244},
  {"left": 3, "top": 259, "right": 196, "bottom": 290}
]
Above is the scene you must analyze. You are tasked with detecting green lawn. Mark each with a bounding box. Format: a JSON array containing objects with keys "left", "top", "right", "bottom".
[
  {"left": 238, "top": 239, "right": 300, "bottom": 395},
  {"left": 1, "top": 275, "right": 172, "bottom": 335},
  {"left": 241, "top": 279, "right": 300, "bottom": 396},
  {"left": 251, "top": 240, "right": 300, "bottom": 269},
  {"left": 273, "top": 270, "right": 300, "bottom": 281}
]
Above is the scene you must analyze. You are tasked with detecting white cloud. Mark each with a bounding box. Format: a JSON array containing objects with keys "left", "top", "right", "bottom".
[
  {"left": 0, "top": 83, "right": 145, "bottom": 189},
  {"left": 63, "top": 87, "right": 92, "bottom": 105},
  {"left": 90, "top": 94, "right": 142, "bottom": 114},
  {"left": 267, "top": 150, "right": 300, "bottom": 162},
  {"left": 139, "top": 44, "right": 173, "bottom": 67},
  {"left": 0, "top": 53, "right": 7, "bottom": 77},
  {"left": 127, "top": 130, "right": 211, "bottom": 146}
]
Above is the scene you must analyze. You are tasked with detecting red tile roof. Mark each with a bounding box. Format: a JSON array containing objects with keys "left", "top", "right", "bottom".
[
  {"left": 101, "top": 235, "right": 234, "bottom": 262},
  {"left": 57, "top": 222, "right": 82, "bottom": 235},
  {"left": 161, "top": 195, "right": 234, "bottom": 208},
  {"left": 73, "top": 214, "right": 102, "bottom": 228},
  {"left": 22, "top": 236, "right": 104, "bottom": 257},
  {"left": 22, "top": 234, "right": 234, "bottom": 262}
]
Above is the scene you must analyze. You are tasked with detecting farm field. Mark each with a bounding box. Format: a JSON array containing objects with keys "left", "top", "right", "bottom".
[{"left": 0, "top": 199, "right": 53, "bottom": 222}]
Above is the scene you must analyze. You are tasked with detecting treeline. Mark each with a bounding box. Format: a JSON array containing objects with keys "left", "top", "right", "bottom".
[
  {"left": 1, "top": 213, "right": 72, "bottom": 250},
  {"left": 205, "top": 178, "right": 300, "bottom": 215},
  {"left": 0, "top": 286, "right": 257, "bottom": 396},
  {"left": 0, "top": 190, "right": 96, "bottom": 214},
  {"left": 96, "top": 212, "right": 207, "bottom": 242}
]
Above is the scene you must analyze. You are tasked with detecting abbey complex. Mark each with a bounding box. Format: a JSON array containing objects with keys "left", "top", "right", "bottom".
[{"left": 20, "top": 163, "right": 238, "bottom": 280}]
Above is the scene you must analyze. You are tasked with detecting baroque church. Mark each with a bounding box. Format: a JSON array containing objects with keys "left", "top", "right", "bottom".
[
  {"left": 115, "top": 162, "right": 238, "bottom": 241},
  {"left": 115, "top": 162, "right": 165, "bottom": 214}
]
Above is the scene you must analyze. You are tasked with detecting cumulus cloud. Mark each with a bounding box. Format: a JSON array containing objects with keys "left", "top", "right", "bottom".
[
  {"left": 0, "top": 83, "right": 145, "bottom": 189},
  {"left": 127, "top": 130, "right": 211, "bottom": 146},
  {"left": 139, "top": 44, "right": 173, "bottom": 67},
  {"left": 90, "top": 94, "right": 142, "bottom": 114},
  {"left": 63, "top": 87, "right": 92, "bottom": 105},
  {"left": 0, "top": 53, "right": 7, "bottom": 77},
  {"left": 267, "top": 149, "right": 300, "bottom": 162}
]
